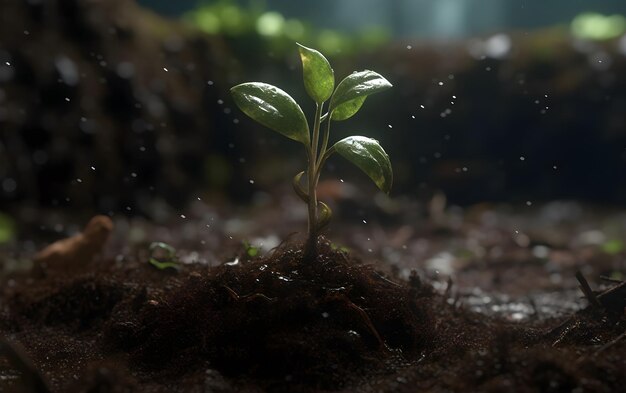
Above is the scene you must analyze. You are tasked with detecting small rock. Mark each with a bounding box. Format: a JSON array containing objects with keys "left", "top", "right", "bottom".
[{"left": 34, "top": 215, "right": 113, "bottom": 273}]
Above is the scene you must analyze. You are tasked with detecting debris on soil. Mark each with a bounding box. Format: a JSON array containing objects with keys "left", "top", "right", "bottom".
[
  {"left": 34, "top": 215, "right": 113, "bottom": 274},
  {"left": 0, "top": 236, "right": 625, "bottom": 392}
]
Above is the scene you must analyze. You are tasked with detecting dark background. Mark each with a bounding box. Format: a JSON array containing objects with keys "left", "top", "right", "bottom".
[{"left": 1, "top": 0, "right": 626, "bottom": 222}]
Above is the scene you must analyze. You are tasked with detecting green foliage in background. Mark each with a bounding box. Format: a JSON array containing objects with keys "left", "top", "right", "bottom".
[
  {"left": 184, "top": 0, "right": 390, "bottom": 55},
  {"left": 0, "top": 212, "right": 15, "bottom": 244},
  {"left": 571, "top": 12, "right": 626, "bottom": 40}
]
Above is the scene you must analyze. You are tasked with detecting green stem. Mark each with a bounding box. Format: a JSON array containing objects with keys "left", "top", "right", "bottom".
[
  {"left": 305, "top": 103, "right": 323, "bottom": 258},
  {"left": 315, "top": 114, "right": 332, "bottom": 183}
]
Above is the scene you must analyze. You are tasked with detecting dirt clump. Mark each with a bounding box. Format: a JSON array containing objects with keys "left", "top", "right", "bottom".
[{"left": 104, "top": 240, "right": 436, "bottom": 389}]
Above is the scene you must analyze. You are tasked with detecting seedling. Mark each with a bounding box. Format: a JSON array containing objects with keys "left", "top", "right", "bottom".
[
  {"left": 243, "top": 240, "right": 260, "bottom": 257},
  {"left": 149, "top": 242, "right": 180, "bottom": 270},
  {"left": 231, "top": 43, "right": 393, "bottom": 258}
]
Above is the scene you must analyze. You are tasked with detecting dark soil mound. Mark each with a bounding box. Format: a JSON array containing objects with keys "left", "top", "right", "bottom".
[
  {"left": 0, "top": 238, "right": 624, "bottom": 392},
  {"left": 104, "top": 240, "right": 435, "bottom": 389}
]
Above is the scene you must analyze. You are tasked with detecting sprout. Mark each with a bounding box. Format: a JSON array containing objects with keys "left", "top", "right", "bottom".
[
  {"left": 231, "top": 43, "right": 393, "bottom": 258},
  {"left": 149, "top": 242, "right": 180, "bottom": 270}
]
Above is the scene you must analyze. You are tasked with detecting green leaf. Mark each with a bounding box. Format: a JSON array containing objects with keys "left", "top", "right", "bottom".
[
  {"left": 332, "top": 136, "right": 392, "bottom": 194},
  {"left": 317, "top": 201, "right": 332, "bottom": 230},
  {"left": 297, "top": 43, "right": 334, "bottom": 103},
  {"left": 149, "top": 259, "right": 180, "bottom": 271},
  {"left": 230, "top": 82, "right": 310, "bottom": 144},
  {"left": 329, "top": 70, "right": 392, "bottom": 119},
  {"left": 292, "top": 171, "right": 309, "bottom": 203},
  {"left": 243, "top": 240, "right": 260, "bottom": 257},
  {"left": 331, "top": 96, "right": 366, "bottom": 121}
]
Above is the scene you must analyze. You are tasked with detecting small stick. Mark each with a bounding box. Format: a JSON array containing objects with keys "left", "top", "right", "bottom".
[
  {"left": 528, "top": 296, "right": 539, "bottom": 317},
  {"left": 221, "top": 285, "right": 275, "bottom": 303},
  {"left": 0, "top": 337, "right": 51, "bottom": 393},
  {"left": 577, "top": 331, "right": 626, "bottom": 363},
  {"left": 341, "top": 297, "right": 386, "bottom": 351},
  {"left": 575, "top": 271, "right": 602, "bottom": 308},
  {"left": 593, "top": 331, "right": 626, "bottom": 356},
  {"left": 374, "top": 271, "right": 402, "bottom": 288},
  {"left": 599, "top": 275, "right": 624, "bottom": 284},
  {"left": 444, "top": 276, "right": 454, "bottom": 298}
]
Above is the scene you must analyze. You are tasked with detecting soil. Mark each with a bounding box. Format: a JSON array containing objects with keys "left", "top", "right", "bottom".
[
  {"left": 0, "top": 210, "right": 625, "bottom": 393},
  {"left": 0, "top": 1, "right": 625, "bottom": 390}
]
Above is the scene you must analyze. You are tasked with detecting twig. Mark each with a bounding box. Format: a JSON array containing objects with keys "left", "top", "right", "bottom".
[
  {"left": 373, "top": 271, "right": 402, "bottom": 288},
  {"left": 599, "top": 275, "right": 624, "bottom": 284},
  {"left": 592, "top": 331, "right": 626, "bottom": 356},
  {"left": 221, "top": 285, "right": 275, "bottom": 303},
  {"left": 575, "top": 271, "right": 601, "bottom": 308},
  {"left": 577, "top": 331, "right": 626, "bottom": 364},
  {"left": 596, "top": 281, "right": 626, "bottom": 311},
  {"left": 0, "top": 337, "right": 51, "bottom": 393},
  {"left": 444, "top": 276, "right": 454, "bottom": 298},
  {"left": 343, "top": 300, "right": 387, "bottom": 351}
]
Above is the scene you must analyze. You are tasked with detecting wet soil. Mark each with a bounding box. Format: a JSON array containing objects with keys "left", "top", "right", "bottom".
[{"left": 0, "top": 220, "right": 624, "bottom": 392}]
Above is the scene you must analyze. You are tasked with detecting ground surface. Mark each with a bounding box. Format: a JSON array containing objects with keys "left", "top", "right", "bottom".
[{"left": 0, "top": 198, "right": 625, "bottom": 392}]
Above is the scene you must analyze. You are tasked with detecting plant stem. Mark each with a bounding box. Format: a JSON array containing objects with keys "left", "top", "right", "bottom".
[
  {"left": 315, "top": 115, "right": 332, "bottom": 183},
  {"left": 305, "top": 103, "right": 323, "bottom": 258}
]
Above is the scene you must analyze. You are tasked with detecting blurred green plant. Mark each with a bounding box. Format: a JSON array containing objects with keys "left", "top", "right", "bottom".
[
  {"left": 231, "top": 43, "right": 392, "bottom": 258},
  {"left": 601, "top": 239, "right": 624, "bottom": 255},
  {"left": 0, "top": 212, "right": 15, "bottom": 244},
  {"left": 243, "top": 240, "right": 259, "bottom": 257},
  {"left": 149, "top": 241, "right": 180, "bottom": 270},
  {"left": 184, "top": 0, "right": 390, "bottom": 55},
  {"left": 571, "top": 12, "right": 626, "bottom": 40}
]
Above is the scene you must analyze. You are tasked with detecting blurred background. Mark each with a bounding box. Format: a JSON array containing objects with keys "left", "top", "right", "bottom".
[{"left": 1, "top": 0, "right": 626, "bottom": 249}]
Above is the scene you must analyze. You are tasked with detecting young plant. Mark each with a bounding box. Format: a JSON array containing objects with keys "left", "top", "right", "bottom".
[{"left": 231, "top": 43, "right": 393, "bottom": 258}]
